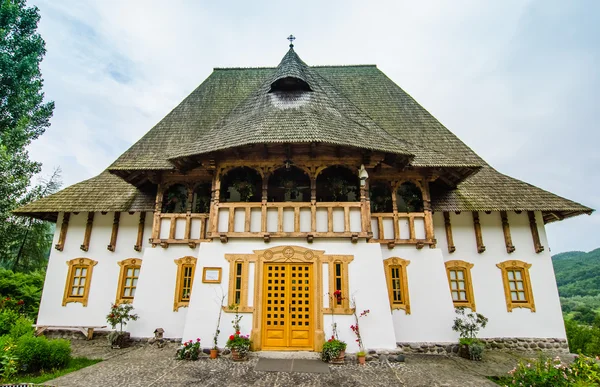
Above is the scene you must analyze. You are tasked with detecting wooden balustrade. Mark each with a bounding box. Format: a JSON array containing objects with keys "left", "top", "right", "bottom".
[
  {"left": 370, "top": 212, "right": 435, "bottom": 247},
  {"left": 212, "top": 202, "right": 367, "bottom": 241},
  {"left": 150, "top": 213, "right": 210, "bottom": 247}
]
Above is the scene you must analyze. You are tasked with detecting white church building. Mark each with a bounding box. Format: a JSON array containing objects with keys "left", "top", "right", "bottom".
[{"left": 17, "top": 44, "right": 592, "bottom": 353}]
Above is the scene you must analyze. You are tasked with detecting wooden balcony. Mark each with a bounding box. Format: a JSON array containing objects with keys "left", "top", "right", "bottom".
[
  {"left": 370, "top": 212, "right": 435, "bottom": 248},
  {"left": 150, "top": 213, "right": 210, "bottom": 248},
  {"left": 213, "top": 202, "right": 368, "bottom": 241}
]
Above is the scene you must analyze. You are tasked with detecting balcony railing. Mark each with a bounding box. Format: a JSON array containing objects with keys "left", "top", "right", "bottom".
[
  {"left": 150, "top": 213, "right": 210, "bottom": 247},
  {"left": 213, "top": 202, "right": 368, "bottom": 241},
  {"left": 370, "top": 212, "right": 435, "bottom": 248}
]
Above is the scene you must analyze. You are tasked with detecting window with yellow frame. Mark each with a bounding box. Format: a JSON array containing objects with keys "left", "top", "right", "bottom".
[
  {"left": 383, "top": 257, "right": 410, "bottom": 314},
  {"left": 62, "top": 258, "right": 97, "bottom": 307},
  {"left": 224, "top": 256, "right": 252, "bottom": 312},
  {"left": 115, "top": 258, "right": 142, "bottom": 304},
  {"left": 497, "top": 260, "right": 535, "bottom": 312},
  {"left": 445, "top": 260, "right": 476, "bottom": 310},
  {"left": 173, "top": 256, "right": 197, "bottom": 311},
  {"left": 325, "top": 256, "right": 353, "bottom": 314}
]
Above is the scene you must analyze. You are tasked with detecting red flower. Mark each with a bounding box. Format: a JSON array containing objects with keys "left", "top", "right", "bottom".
[
  {"left": 17, "top": 300, "right": 24, "bottom": 305},
  {"left": 5, "top": 297, "right": 10, "bottom": 301},
  {"left": 236, "top": 331, "right": 240, "bottom": 335},
  {"left": 229, "top": 335, "right": 235, "bottom": 340},
  {"left": 196, "top": 338, "right": 200, "bottom": 342},
  {"left": 184, "top": 342, "right": 188, "bottom": 346}
]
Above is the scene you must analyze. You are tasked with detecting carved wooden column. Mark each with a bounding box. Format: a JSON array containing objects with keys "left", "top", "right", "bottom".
[
  {"left": 54, "top": 212, "right": 70, "bottom": 251},
  {"left": 107, "top": 212, "right": 120, "bottom": 252},
  {"left": 80, "top": 212, "right": 95, "bottom": 252},
  {"left": 472, "top": 211, "right": 485, "bottom": 253},
  {"left": 421, "top": 181, "right": 435, "bottom": 247},
  {"left": 261, "top": 171, "right": 269, "bottom": 237},
  {"left": 443, "top": 212, "right": 456, "bottom": 253},
  {"left": 209, "top": 169, "right": 222, "bottom": 238},
  {"left": 310, "top": 173, "right": 317, "bottom": 235},
  {"left": 390, "top": 181, "right": 399, "bottom": 241},
  {"left": 361, "top": 178, "right": 373, "bottom": 238},
  {"left": 500, "top": 211, "right": 515, "bottom": 253},
  {"left": 134, "top": 212, "right": 146, "bottom": 252},
  {"left": 528, "top": 211, "right": 544, "bottom": 253},
  {"left": 184, "top": 185, "right": 193, "bottom": 241},
  {"left": 152, "top": 181, "right": 164, "bottom": 244}
]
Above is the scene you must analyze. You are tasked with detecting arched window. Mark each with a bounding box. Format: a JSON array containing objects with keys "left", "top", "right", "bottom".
[
  {"left": 220, "top": 167, "right": 262, "bottom": 203},
  {"left": 267, "top": 166, "right": 310, "bottom": 202},
  {"left": 370, "top": 182, "right": 393, "bottom": 213},
  {"left": 316, "top": 166, "right": 359, "bottom": 202},
  {"left": 396, "top": 182, "right": 423, "bottom": 212},
  {"left": 192, "top": 183, "right": 212, "bottom": 213},
  {"left": 162, "top": 184, "right": 188, "bottom": 213}
]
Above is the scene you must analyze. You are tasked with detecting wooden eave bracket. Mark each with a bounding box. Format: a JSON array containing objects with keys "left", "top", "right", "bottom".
[
  {"left": 306, "top": 234, "right": 314, "bottom": 243},
  {"left": 107, "top": 212, "right": 120, "bottom": 252},
  {"left": 500, "top": 211, "right": 515, "bottom": 254},
  {"left": 528, "top": 211, "right": 545, "bottom": 253},
  {"left": 263, "top": 234, "right": 271, "bottom": 243},
  {"left": 415, "top": 242, "right": 425, "bottom": 250},
  {"left": 55, "top": 212, "right": 70, "bottom": 251},
  {"left": 472, "top": 212, "right": 486, "bottom": 254},
  {"left": 219, "top": 234, "right": 228, "bottom": 243},
  {"left": 351, "top": 233, "right": 359, "bottom": 243},
  {"left": 80, "top": 212, "right": 95, "bottom": 252}
]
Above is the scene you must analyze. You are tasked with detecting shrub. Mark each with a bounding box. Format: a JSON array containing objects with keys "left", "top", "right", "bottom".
[
  {"left": 15, "top": 335, "right": 51, "bottom": 373},
  {"left": 499, "top": 354, "right": 600, "bottom": 387},
  {"left": 0, "top": 309, "right": 20, "bottom": 336},
  {"left": 9, "top": 316, "right": 34, "bottom": 339},
  {"left": 452, "top": 307, "right": 488, "bottom": 361},
  {"left": 47, "top": 339, "right": 71, "bottom": 370},
  {"left": 14, "top": 336, "right": 72, "bottom": 373},
  {"left": 0, "top": 336, "right": 17, "bottom": 380}
]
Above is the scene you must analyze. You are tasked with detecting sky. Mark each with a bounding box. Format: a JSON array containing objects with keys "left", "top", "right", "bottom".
[{"left": 27, "top": 0, "right": 599, "bottom": 254}]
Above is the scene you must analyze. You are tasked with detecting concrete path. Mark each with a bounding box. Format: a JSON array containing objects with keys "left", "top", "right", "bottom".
[{"left": 43, "top": 341, "right": 572, "bottom": 387}]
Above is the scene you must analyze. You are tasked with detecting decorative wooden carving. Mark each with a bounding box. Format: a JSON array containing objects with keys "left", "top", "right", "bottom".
[
  {"left": 55, "top": 212, "right": 70, "bottom": 251},
  {"left": 500, "top": 211, "right": 515, "bottom": 253},
  {"left": 472, "top": 211, "right": 485, "bottom": 253},
  {"left": 220, "top": 234, "right": 228, "bottom": 243},
  {"left": 80, "top": 212, "right": 95, "bottom": 252},
  {"left": 443, "top": 212, "right": 456, "bottom": 253},
  {"left": 134, "top": 212, "right": 146, "bottom": 252},
  {"left": 528, "top": 211, "right": 544, "bottom": 253},
  {"left": 107, "top": 212, "right": 120, "bottom": 252}
]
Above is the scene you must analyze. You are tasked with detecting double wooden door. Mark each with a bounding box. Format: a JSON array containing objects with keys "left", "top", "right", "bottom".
[{"left": 262, "top": 263, "right": 313, "bottom": 350}]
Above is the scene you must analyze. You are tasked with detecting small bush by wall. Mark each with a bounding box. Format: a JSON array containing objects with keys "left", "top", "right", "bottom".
[{"left": 14, "top": 335, "right": 71, "bottom": 373}]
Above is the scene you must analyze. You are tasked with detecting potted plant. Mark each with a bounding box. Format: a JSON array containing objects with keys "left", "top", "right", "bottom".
[
  {"left": 321, "top": 292, "right": 347, "bottom": 363},
  {"left": 350, "top": 300, "right": 370, "bottom": 365},
  {"left": 225, "top": 304, "right": 251, "bottom": 361},
  {"left": 225, "top": 331, "right": 251, "bottom": 361},
  {"left": 106, "top": 303, "right": 139, "bottom": 349},
  {"left": 176, "top": 338, "right": 201, "bottom": 360},
  {"left": 452, "top": 307, "right": 488, "bottom": 361},
  {"left": 321, "top": 334, "right": 347, "bottom": 364}
]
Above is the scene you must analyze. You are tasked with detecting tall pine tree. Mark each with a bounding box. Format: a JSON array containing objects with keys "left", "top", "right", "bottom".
[{"left": 0, "top": 0, "right": 55, "bottom": 270}]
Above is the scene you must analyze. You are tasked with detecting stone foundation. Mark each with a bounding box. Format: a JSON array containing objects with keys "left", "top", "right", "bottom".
[{"left": 395, "top": 338, "right": 569, "bottom": 355}]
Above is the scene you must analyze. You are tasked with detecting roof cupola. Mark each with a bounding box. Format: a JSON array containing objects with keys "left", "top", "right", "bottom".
[{"left": 269, "top": 37, "right": 312, "bottom": 92}]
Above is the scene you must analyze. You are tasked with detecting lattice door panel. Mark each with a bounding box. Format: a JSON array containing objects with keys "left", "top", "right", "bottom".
[
  {"left": 289, "top": 264, "right": 312, "bottom": 348},
  {"left": 262, "top": 263, "right": 313, "bottom": 350}
]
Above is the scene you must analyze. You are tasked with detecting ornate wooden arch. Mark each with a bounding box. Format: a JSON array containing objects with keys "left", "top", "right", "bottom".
[{"left": 224, "top": 245, "right": 353, "bottom": 351}]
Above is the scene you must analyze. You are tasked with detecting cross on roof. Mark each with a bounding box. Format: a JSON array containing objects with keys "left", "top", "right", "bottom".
[{"left": 287, "top": 34, "right": 295, "bottom": 48}]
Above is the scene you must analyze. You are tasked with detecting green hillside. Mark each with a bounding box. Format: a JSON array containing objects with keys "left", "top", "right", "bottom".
[{"left": 553, "top": 248, "right": 600, "bottom": 324}]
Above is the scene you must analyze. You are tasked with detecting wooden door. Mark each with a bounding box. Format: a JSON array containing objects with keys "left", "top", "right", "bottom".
[{"left": 262, "top": 263, "right": 313, "bottom": 350}]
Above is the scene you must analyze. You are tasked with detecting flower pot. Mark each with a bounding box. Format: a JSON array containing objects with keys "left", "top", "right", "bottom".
[
  {"left": 231, "top": 349, "right": 247, "bottom": 361},
  {"left": 329, "top": 349, "right": 345, "bottom": 364},
  {"left": 109, "top": 332, "right": 130, "bottom": 349},
  {"left": 357, "top": 355, "right": 366, "bottom": 365},
  {"left": 210, "top": 349, "right": 218, "bottom": 359}
]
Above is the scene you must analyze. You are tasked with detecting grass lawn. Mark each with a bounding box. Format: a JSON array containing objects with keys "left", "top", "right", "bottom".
[{"left": 4, "top": 357, "right": 102, "bottom": 384}]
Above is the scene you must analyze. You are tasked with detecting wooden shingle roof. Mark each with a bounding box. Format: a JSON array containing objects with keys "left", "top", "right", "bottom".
[{"left": 14, "top": 48, "right": 592, "bottom": 222}]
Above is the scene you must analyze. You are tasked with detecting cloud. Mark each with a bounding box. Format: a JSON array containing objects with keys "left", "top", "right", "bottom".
[{"left": 28, "top": 0, "right": 599, "bottom": 253}]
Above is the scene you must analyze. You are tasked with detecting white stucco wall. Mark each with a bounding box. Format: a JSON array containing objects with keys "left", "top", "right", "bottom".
[
  {"left": 38, "top": 212, "right": 150, "bottom": 330},
  {"left": 432, "top": 210, "right": 565, "bottom": 340},
  {"left": 38, "top": 208, "right": 565, "bottom": 350}
]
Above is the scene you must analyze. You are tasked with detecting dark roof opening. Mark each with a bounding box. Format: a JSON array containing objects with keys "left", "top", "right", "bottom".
[{"left": 269, "top": 76, "right": 312, "bottom": 92}]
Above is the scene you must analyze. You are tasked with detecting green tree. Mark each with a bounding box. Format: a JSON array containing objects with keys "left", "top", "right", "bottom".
[{"left": 0, "top": 0, "right": 54, "bottom": 266}]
